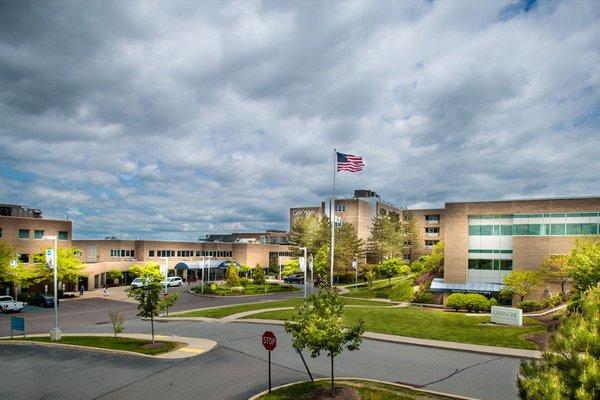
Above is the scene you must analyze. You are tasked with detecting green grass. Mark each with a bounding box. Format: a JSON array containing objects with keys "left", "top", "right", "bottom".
[
  {"left": 245, "top": 306, "right": 545, "bottom": 350},
  {"left": 344, "top": 277, "right": 414, "bottom": 301},
  {"left": 172, "top": 297, "right": 391, "bottom": 319},
  {"left": 256, "top": 379, "right": 454, "bottom": 399},
  {"left": 191, "top": 283, "right": 299, "bottom": 296},
  {"left": 6, "top": 336, "right": 178, "bottom": 355}
]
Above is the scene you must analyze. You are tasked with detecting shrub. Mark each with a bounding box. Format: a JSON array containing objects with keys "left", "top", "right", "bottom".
[
  {"left": 210, "top": 283, "right": 217, "bottom": 291},
  {"left": 240, "top": 277, "right": 250, "bottom": 287},
  {"left": 253, "top": 264, "right": 266, "bottom": 285},
  {"left": 109, "top": 310, "right": 125, "bottom": 338},
  {"left": 489, "top": 298, "right": 498, "bottom": 308},
  {"left": 230, "top": 286, "right": 245, "bottom": 293},
  {"left": 226, "top": 266, "right": 241, "bottom": 287},
  {"left": 414, "top": 270, "right": 436, "bottom": 286},
  {"left": 446, "top": 293, "right": 466, "bottom": 311},
  {"left": 463, "top": 294, "right": 490, "bottom": 313},
  {"left": 519, "top": 300, "right": 542, "bottom": 313},
  {"left": 411, "top": 286, "right": 433, "bottom": 303}
]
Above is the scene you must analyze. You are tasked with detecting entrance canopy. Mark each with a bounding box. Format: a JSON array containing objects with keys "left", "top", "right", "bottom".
[
  {"left": 174, "top": 260, "right": 240, "bottom": 271},
  {"left": 429, "top": 278, "right": 503, "bottom": 295}
]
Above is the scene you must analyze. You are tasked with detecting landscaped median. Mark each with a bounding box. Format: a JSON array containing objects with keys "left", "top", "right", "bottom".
[
  {"left": 0, "top": 333, "right": 218, "bottom": 359},
  {"left": 190, "top": 282, "right": 299, "bottom": 296},
  {"left": 249, "top": 378, "right": 472, "bottom": 400}
]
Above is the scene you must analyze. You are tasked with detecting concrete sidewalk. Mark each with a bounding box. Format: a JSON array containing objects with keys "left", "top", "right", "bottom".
[{"left": 1, "top": 332, "right": 218, "bottom": 359}]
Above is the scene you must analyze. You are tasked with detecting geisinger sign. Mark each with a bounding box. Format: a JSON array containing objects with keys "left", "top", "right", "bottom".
[{"left": 491, "top": 306, "right": 522, "bottom": 326}]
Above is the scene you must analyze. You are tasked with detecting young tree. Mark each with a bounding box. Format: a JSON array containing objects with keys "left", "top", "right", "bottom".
[
  {"left": 290, "top": 214, "right": 329, "bottom": 256},
  {"left": 282, "top": 259, "right": 300, "bottom": 277},
  {"left": 368, "top": 214, "right": 403, "bottom": 263},
  {"left": 0, "top": 241, "right": 16, "bottom": 277},
  {"left": 539, "top": 254, "right": 573, "bottom": 294},
  {"left": 158, "top": 292, "right": 179, "bottom": 317},
  {"left": 334, "top": 222, "right": 363, "bottom": 279},
  {"left": 253, "top": 264, "right": 266, "bottom": 284},
  {"left": 518, "top": 285, "right": 600, "bottom": 399},
  {"left": 284, "top": 288, "right": 364, "bottom": 395},
  {"left": 106, "top": 270, "right": 123, "bottom": 285},
  {"left": 568, "top": 238, "right": 600, "bottom": 294},
  {"left": 239, "top": 264, "right": 251, "bottom": 278},
  {"left": 226, "top": 265, "right": 241, "bottom": 287},
  {"left": 423, "top": 241, "right": 445, "bottom": 275},
  {"left": 377, "top": 258, "right": 409, "bottom": 287},
  {"left": 503, "top": 270, "right": 542, "bottom": 302},
  {"left": 2, "top": 263, "right": 35, "bottom": 300},
  {"left": 33, "top": 247, "right": 84, "bottom": 286},
  {"left": 128, "top": 262, "right": 163, "bottom": 280},
  {"left": 108, "top": 311, "right": 125, "bottom": 338},
  {"left": 400, "top": 211, "right": 419, "bottom": 260},
  {"left": 128, "top": 278, "right": 162, "bottom": 343}
]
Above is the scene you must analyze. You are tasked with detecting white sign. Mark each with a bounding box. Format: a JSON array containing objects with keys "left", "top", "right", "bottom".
[
  {"left": 491, "top": 306, "right": 522, "bottom": 326},
  {"left": 299, "top": 257, "right": 306, "bottom": 272},
  {"left": 292, "top": 209, "right": 317, "bottom": 216},
  {"left": 352, "top": 259, "right": 358, "bottom": 270},
  {"left": 45, "top": 249, "right": 54, "bottom": 268}
]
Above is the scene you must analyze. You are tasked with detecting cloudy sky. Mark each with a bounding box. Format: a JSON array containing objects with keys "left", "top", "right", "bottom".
[{"left": 1, "top": 0, "right": 599, "bottom": 240}]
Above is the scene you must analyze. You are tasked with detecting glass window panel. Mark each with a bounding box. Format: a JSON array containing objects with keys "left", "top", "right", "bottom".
[
  {"left": 34, "top": 230, "right": 44, "bottom": 239},
  {"left": 581, "top": 212, "right": 598, "bottom": 217},
  {"left": 551, "top": 224, "right": 566, "bottom": 235},
  {"left": 500, "top": 225, "right": 512, "bottom": 235},
  {"left": 493, "top": 226, "right": 500, "bottom": 235},
  {"left": 493, "top": 259, "right": 500, "bottom": 270},
  {"left": 551, "top": 213, "right": 565, "bottom": 218},
  {"left": 500, "top": 260, "right": 513, "bottom": 270},
  {"left": 18, "top": 229, "right": 29, "bottom": 238},
  {"left": 581, "top": 223, "right": 598, "bottom": 235},
  {"left": 468, "top": 225, "right": 480, "bottom": 235},
  {"left": 566, "top": 213, "right": 582, "bottom": 217},
  {"left": 58, "top": 231, "right": 68, "bottom": 240},
  {"left": 528, "top": 224, "right": 541, "bottom": 235},
  {"left": 479, "top": 225, "right": 493, "bottom": 235},
  {"left": 514, "top": 224, "right": 528, "bottom": 235},
  {"left": 566, "top": 224, "right": 582, "bottom": 235},
  {"left": 480, "top": 259, "right": 493, "bottom": 270}
]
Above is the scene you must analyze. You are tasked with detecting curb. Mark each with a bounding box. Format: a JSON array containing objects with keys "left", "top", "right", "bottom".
[
  {"left": 186, "top": 289, "right": 301, "bottom": 299},
  {"left": 0, "top": 333, "right": 219, "bottom": 359},
  {"left": 247, "top": 377, "right": 480, "bottom": 400}
]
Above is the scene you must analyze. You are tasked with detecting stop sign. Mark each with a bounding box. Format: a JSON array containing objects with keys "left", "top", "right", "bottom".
[{"left": 262, "top": 331, "right": 277, "bottom": 351}]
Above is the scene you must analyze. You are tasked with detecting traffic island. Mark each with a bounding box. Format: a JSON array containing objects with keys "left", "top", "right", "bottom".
[
  {"left": 0, "top": 333, "right": 218, "bottom": 359},
  {"left": 249, "top": 378, "right": 476, "bottom": 400}
]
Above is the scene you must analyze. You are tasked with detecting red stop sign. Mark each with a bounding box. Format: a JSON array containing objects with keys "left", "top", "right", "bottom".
[{"left": 262, "top": 331, "right": 277, "bottom": 351}]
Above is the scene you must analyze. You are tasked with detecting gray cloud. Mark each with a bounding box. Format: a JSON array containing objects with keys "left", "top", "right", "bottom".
[{"left": 1, "top": 0, "right": 599, "bottom": 240}]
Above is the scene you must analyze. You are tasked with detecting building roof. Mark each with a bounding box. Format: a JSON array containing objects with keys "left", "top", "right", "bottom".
[{"left": 430, "top": 278, "right": 504, "bottom": 294}]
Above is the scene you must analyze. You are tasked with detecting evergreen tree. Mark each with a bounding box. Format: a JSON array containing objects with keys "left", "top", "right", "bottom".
[{"left": 253, "top": 264, "right": 266, "bottom": 284}]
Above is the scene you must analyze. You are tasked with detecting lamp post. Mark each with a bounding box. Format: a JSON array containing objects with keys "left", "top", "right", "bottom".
[
  {"left": 299, "top": 247, "right": 307, "bottom": 300},
  {"left": 207, "top": 255, "right": 212, "bottom": 283},
  {"left": 43, "top": 235, "right": 60, "bottom": 341},
  {"left": 352, "top": 255, "right": 358, "bottom": 288}
]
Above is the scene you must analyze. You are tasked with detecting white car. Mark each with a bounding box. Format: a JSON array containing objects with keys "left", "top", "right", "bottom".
[
  {"left": 0, "top": 296, "right": 24, "bottom": 313},
  {"left": 130, "top": 277, "right": 151, "bottom": 289},
  {"left": 162, "top": 276, "right": 183, "bottom": 287}
]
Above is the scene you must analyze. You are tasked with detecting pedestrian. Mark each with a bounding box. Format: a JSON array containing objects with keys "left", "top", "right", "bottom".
[
  {"left": 103, "top": 282, "right": 109, "bottom": 296},
  {"left": 79, "top": 284, "right": 85, "bottom": 296}
]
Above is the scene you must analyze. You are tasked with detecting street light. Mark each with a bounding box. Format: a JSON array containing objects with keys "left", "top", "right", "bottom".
[
  {"left": 43, "top": 235, "right": 60, "bottom": 341},
  {"left": 299, "top": 247, "right": 307, "bottom": 300}
]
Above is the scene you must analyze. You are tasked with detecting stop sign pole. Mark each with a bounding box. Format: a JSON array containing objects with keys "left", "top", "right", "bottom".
[{"left": 262, "top": 331, "right": 277, "bottom": 392}]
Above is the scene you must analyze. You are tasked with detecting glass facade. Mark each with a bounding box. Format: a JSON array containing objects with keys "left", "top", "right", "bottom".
[
  {"left": 468, "top": 259, "right": 513, "bottom": 271},
  {"left": 468, "top": 212, "right": 600, "bottom": 237}
]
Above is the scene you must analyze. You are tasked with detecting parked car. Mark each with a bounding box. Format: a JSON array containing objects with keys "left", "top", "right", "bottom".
[
  {"left": 130, "top": 277, "right": 151, "bottom": 289},
  {"left": 30, "top": 294, "right": 58, "bottom": 308},
  {"left": 283, "top": 274, "right": 304, "bottom": 284},
  {"left": 0, "top": 295, "right": 24, "bottom": 312},
  {"left": 162, "top": 276, "right": 183, "bottom": 287}
]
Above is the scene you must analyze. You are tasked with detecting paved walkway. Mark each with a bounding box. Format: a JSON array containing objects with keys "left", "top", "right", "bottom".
[
  {"left": 1, "top": 332, "right": 218, "bottom": 359},
  {"left": 64, "top": 286, "right": 137, "bottom": 303}
]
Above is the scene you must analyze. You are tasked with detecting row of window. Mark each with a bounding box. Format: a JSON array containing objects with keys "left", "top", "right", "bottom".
[
  {"left": 110, "top": 249, "right": 135, "bottom": 258},
  {"left": 425, "top": 240, "right": 439, "bottom": 246},
  {"left": 468, "top": 249, "right": 513, "bottom": 254},
  {"left": 425, "top": 215, "right": 440, "bottom": 222},
  {"left": 269, "top": 251, "right": 293, "bottom": 258},
  {"left": 15, "top": 229, "right": 69, "bottom": 240},
  {"left": 469, "top": 212, "right": 600, "bottom": 220},
  {"left": 469, "top": 223, "right": 599, "bottom": 236},
  {"left": 336, "top": 205, "right": 346, "bottom": 212},
  {"left": 147, "top": 250, "right": 233, "bottom": 258},
  {"left": 468, "top": 259, "right": 513, "bottom": 271}
]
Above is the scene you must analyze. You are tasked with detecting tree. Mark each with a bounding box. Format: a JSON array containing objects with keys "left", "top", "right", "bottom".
[
  {"left": 282, "top": 259, "right": 300, "bottom": 277},
  {"left": 540, "top": 255, "right": 573, "bottom": 294},
  {"left": 284, "top": 288, "right": 364, "bottom": 396},
  {"left": 518, "top": 284, "right": 600, "bottom": 399},
  {"left": 128, "top": 278, "right": 162, "bottom": 343},
  {"left": 239, "top": 264, "right": 252, "bottom": 277},
  {"left": 333, "top": 222, "right": 363, "bottom": 280},
  {"left": 0, "top": 241, "right": 16, "bottom": 278},
  {"left": 226, "top": 265, "right": 241, "bottom": 287},
  {"left": 106, "top": 270, "right": 123, "bottom": 285},
  {"left": 2, "top": 263, "right": 35, "bottom": 300},
  {"left": 33, "top": 247, "right": 84, "bottom": 285},
  {"left": 158, "top": 292, "right": 179, "bottom": 317},
  {"left": 128, "top": 262, "right": 163, "bottom": 280},
  {"left": 377, "top": 258, "right": 409, "bottom": 287},
  {"left": 108, "top": 311, "right": 125, "bottom": 338},
  {"left": 367, "top": 214, "right": 404, "bottom": 263},
  {"left": 568, "top": 238, "right": 600, "bottom": 295},
  {"left": 253, "top": 264, "right": 266, "bottom": 285},
  {"left": 290, "top": 214, "right": 329, "bottom": 256},
  {"left": 503, "top": 270, "right": 542, "bottom": 302},
  {"left": 423, "top": 241, "right": 444, "bottom": 275},
  {"left": 400, "top": 211, "right": 419, "bottom": 260}
]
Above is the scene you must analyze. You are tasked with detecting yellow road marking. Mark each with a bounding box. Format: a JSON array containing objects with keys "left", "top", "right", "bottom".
[{"left": 179, "top": 347, "right": 204, "bottom": 354}]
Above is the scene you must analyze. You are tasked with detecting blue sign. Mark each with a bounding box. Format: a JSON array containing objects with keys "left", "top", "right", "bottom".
[{"left": 11, "top": 316, "right": 25, "bottom": 332}]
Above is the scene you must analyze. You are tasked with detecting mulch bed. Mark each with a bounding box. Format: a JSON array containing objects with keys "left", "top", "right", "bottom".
[{"left": 307, "top": 386, "right": 361, "bottom": 400}]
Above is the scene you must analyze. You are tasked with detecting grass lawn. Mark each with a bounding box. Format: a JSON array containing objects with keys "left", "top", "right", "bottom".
[
  {"left": 256, "top": 379, "right": 455, "bottom": 400},
  {"left": 343, "top": 276, "right": 414, "bottom": 301},
  {"left": 245, "top": 306, "right": 545, "bottom": 349},
  {"left": 172, "top": 297, "right": 391, "bottom": 319},
  {"left": 5, "top": 336, "right": 179, "bottom": 355},
  {"left": 191, "top": 282, "right": 299, "bottom": 296}
]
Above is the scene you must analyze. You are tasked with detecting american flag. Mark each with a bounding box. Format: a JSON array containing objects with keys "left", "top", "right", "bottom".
[{"left": 337, "top": 152, "right": 365, "bottom": 172}]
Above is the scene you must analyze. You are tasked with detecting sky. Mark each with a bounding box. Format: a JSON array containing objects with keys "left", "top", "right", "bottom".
[{"left": 0, "top": 0, "right": 599, "bottom": 240}]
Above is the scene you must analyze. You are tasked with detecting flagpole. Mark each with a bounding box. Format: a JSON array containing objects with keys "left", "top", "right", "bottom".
[{"left": 330, "top": 148, "right": 336, "bottom": 287}]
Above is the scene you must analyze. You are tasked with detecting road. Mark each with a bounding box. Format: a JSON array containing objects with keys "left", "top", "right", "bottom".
[{"left": 0, "top": 289, "right": 523, "bottom": 400}]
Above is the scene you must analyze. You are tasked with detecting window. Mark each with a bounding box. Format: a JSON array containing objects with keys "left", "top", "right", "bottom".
[
  {"left": 196, "top": 251, "right": 201, "bottom": 257},
  {"left": 500, "top": 260, "right": 513, "bottom": 270},
  {"left": 336, "top": 204, "right": 346, "bottom": 212},
  {"left": 34, "top": 230, "right": 44, "bottom": 239},
  {"left": 425, "top": 227, "right": 439, "bottom": 236},
  {"left": 468, "top": 225, "right": 480, "bottom": 235},
  {"left": 425, "top": 240, "right": 439, "bottom": 246},
  {"left": 582, "top": 223, "right": 598, "bottom": 235},
  {"left": 425, "top": 215, "right": 440, "bottom": 223},
  {"left": 18, "top": 254, "right": 30, "bottom": 263},
  {"left": 550, "top": 224, "right": 566, "bottom": 235},
  {"left": 479, "top": 225, "right": 493, "bottom": 235},
  {"left": 149, "top": 250, "right": 155, "bottom": 257},
  {"left": 58, "top": 231, "right": 68, "bottom": 240},
  {"left": 566, "top": 224, "right": 582, "bottom": 235},
  {"left": 18, "top": 229, "right": 29, "bottom": 239}
]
